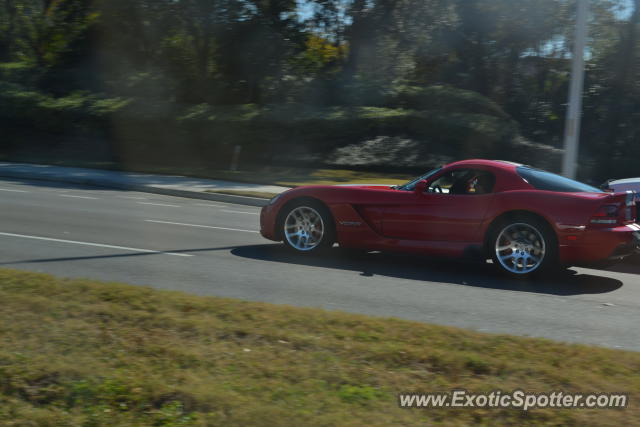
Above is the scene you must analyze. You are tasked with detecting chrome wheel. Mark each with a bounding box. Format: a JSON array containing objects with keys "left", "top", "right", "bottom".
[
  {"left": 495, "top": 223, "right": 546, "bottom": 275},
  {"left": 284, "top": 206, "right": 325, "bottom": 251}
]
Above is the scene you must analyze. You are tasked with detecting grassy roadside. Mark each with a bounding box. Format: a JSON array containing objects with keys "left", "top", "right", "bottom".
[
  {"left": 201, "top": 167, "right": 412, "bottom": 187},
  {"left": 205, "top": 189, "right": 283, "bottom": 199},
  {"left": 1, "top": 268, "right": 639, "bottom": 426},
  {"left": 0, "top": 156, "right": 411, "bottom": 188}
]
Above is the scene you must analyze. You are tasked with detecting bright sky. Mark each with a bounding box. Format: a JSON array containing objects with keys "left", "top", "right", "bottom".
[
  {"left": 296, "top": 0, "right": 636, "bottom": 22},
  {"left": 616, "top": 0, "right": 634, "bottom": 19}
]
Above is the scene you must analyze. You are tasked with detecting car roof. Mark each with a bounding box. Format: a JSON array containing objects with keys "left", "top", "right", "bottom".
[
  {"left": 443, "top": 159, "right": 522, "bottom": 171},
  {"left": 609, "top": 177, "right": 640, "bottom": 185}
]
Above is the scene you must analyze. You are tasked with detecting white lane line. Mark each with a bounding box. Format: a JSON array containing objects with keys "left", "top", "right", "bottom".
[
  {"left": 138, "top": 202, "right": 180, "bottom": 208},
  {"left": 0, "top": 188, "right": 28, "bottom": 193},
  {"left": 145, "top": 219, "right": 259, "bottom": 233},
  {"left": 220, "top": 209, "right": 259, "bottom": 215},
  {"left": 194, "top": 203, "right": 225, "bottom": 207},
  {"left": 59, "top": 194, "right": 98, "bottom": 200},
  {"left": 0, "top": 232, "right": 192, "bottom": 257}
]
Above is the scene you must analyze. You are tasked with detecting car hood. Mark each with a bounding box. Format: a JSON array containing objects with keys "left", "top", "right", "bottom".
[{"left": 335, "top": 184, "right": 397, "bottom": 190}]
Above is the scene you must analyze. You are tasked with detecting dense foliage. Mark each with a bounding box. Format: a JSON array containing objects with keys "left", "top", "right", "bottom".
[{"left": 0, "top": 0, "right": 638, "bottom": 180}]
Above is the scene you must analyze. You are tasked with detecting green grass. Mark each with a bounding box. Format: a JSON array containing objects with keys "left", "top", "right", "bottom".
[{"left": 1, "top": 268, "right": 639, "bottom": 426}]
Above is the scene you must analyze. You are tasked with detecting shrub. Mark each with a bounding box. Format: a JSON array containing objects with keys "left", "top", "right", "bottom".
[
  {"left": 0, "top": 81, "right": 553, "bottom": 171},
  {"left": 386, "top": 84, "right": 512, "bottom": 120}
]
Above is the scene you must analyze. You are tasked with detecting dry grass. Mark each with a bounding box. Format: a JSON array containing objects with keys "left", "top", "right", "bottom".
[
  {"left": 1, "top": 268, "right": 639, "bottom": 426},
  {"left": 167, "top": 165, "right": 411, "bottom": 188},
  {"left": 205, "top": 189, "right": 280, "bottom": 199}
]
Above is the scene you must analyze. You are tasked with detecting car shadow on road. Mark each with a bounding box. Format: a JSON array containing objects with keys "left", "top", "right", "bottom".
[
  {"left": 601, "top": 253, "right": 640, "bottom": 275},
  {"left": 231, "top": 244, "right": 623, "bottom": 296}
]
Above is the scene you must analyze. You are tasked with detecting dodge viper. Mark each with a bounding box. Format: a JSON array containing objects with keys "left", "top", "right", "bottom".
[{"left": 260, "top": 159, "right": 640, "bottom": 277}]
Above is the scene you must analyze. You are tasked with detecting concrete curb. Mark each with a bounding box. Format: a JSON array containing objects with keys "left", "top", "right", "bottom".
[{"left": 0, "top": 170, "right": 270, "bottom": 207}]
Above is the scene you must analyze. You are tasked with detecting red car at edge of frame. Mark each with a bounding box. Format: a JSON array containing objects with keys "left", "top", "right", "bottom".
[{"left": 260, "top": 159, "right": 640, "bottom": 278}]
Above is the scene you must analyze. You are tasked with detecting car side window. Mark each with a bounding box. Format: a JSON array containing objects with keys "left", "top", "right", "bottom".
[{"left": 427, "top": 169, "right": 495, "bottom": 195}]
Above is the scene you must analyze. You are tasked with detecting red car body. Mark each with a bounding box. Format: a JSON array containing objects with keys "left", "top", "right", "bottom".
[{"left": 260, "top": 160, "right": 640, "bottom": 266}]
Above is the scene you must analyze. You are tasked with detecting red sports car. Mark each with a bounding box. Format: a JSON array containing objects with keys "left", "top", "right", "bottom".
[{"left": 260, "top": 159, "right": 640, "bottom": 277}]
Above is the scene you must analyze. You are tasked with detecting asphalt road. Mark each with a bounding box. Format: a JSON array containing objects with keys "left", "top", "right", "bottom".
[{"left": 2, "top": 177, "right": 640, "bottom": 351}]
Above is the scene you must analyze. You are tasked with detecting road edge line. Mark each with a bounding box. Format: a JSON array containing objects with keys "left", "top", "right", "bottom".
[{"left": 0, "top": 169, "right": 270, "bottom": 207}]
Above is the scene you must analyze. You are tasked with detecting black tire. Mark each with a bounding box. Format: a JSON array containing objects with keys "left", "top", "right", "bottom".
[
  {"left": 489, "top": 216, "right": 558, "bottom": 279},
  {"left": 279, "top": 199, "right": 335, "bottom": 253}
]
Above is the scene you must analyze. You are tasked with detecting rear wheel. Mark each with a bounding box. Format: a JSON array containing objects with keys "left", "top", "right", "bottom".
[
  {"left": 490, "top": 218, "right": 557, "bottom": 278},
  {"left": 280, "top": 200, "right": 335, "bottom": 253}
]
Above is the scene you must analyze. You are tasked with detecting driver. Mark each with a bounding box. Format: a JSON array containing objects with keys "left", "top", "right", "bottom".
[{"left": 472, "top": 174, "right": 493, "bottom": 194}]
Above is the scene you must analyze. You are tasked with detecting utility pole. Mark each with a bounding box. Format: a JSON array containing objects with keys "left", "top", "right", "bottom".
[{"left": 561, "top": 0, "right": 589, "bottom": 179}]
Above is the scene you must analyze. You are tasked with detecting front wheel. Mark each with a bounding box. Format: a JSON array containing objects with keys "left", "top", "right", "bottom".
[
  {"left": 280, "top": 200, "right": 335, "bottom": 253},
  {"left": 490, "top": 218, "right": 557, "bottom": 278}
]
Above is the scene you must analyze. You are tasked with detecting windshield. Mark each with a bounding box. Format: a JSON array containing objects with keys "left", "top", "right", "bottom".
[
  {"left": 397, "top": 168, "right": 442, "bottom": 190},
  {"left": 516, "top": 166, "right": 603, "bottom": 193}
]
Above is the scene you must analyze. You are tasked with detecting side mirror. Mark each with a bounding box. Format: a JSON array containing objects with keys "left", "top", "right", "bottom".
[{"left": 414, "top": 179, "right": 428, "bottom": 194}]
